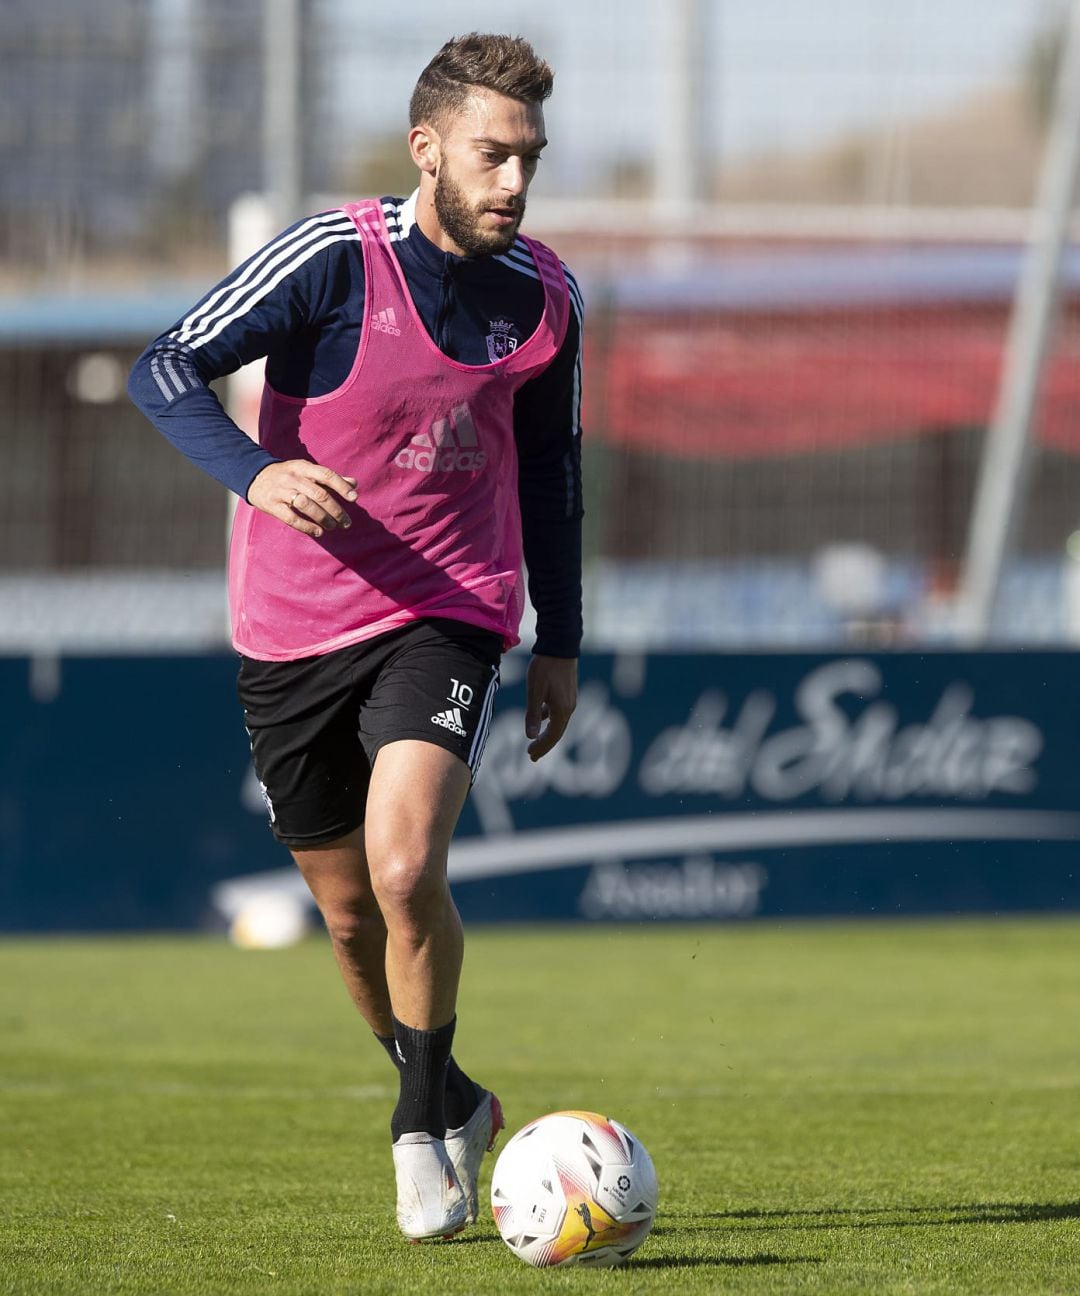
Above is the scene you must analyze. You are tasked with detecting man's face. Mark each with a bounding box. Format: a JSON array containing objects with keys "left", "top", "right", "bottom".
[{"left": 429, "top": 89, "right": 547, "bottom": 257}]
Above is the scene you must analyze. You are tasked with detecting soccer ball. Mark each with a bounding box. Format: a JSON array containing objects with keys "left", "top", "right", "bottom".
[
  {"left": 228, "top": 892, "right": 309, "bottom": 949},
  {"left": 490, "top": 1110, "right": 657, "bottom": 1268}
]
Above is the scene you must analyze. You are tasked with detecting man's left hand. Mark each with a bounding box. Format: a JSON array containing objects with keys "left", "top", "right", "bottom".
[{"left": 525, "top": 655, "right": 578, "bottom": 761}]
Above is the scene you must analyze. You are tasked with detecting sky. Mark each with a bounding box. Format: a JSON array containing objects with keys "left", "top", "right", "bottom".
[{"left": 327, "top": 0, "right": 1067, "bottom": 196}]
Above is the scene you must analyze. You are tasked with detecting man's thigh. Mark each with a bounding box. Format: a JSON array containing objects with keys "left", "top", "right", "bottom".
[{"left": 364, "top": 740, "right": 473, "bottom": 871}]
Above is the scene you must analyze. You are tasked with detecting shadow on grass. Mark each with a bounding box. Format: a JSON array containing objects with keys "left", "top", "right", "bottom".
[
  {"left": 446, "top": 1235, "right": 819, "bottom": 1271},
  {"left": 672, "top": 1201, "right": 1080, "bottom": 1232},
  {"left": 630, "top": 1253, "right": 819, "bottom": 1270}
]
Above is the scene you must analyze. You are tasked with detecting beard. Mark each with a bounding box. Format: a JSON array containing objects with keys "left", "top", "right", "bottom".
[{"left": 434, "top": 167, "right": 525, "bottom": 257}]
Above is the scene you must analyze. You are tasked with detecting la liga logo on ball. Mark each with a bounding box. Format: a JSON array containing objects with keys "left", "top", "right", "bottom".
[{"left": 490, "top": 1110, "right": 657, "bottom": 1268}]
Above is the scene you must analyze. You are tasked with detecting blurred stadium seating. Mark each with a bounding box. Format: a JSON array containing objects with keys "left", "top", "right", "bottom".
[
  {"left": 0, "top": 557, "right": 1070, "bottom": 655},
  {"left": 3, "top": 1, "right": 1079, "bottom": 654}
]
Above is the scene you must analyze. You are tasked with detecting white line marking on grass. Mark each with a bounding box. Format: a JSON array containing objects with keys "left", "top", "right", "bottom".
[
  {"left": 0, "top": 1079, "right": 395, "bottom": 1102},
  {"left": 652, "top": 1078, "right": 1080, "bottom": 1099}
]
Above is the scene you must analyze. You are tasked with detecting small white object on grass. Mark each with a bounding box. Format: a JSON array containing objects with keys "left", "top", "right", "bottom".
[{"left": 229, "top": 892, "right": 309, "bottom": 949}]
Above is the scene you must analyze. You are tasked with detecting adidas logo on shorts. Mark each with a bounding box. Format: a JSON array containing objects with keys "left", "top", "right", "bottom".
[
  {"left": 396, "top": 403, "right": 487, "bottom": 474},
  {"left": 430, "top": 706, "right": 467, "bottom": 737}
]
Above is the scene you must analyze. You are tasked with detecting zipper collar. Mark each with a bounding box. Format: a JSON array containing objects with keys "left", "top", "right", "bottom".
[{"left": 396, "top": 191, "right": 506, "bottom": 280}]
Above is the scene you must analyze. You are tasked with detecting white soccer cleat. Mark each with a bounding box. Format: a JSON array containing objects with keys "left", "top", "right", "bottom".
[
  {"left": 392, "top": 1132, "right": 469, "bottom": 1241},
  {"left": 445, "top": 1089, "right": 505, "bottom": 1225}
]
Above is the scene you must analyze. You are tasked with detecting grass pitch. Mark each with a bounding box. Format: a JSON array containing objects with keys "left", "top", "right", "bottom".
[{"left": 1, "top": 918, "right": 1078, "bottom": 1295}]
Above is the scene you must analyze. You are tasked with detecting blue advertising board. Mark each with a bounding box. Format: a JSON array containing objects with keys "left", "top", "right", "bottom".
[
  {"left": 448, "top": 650, "right": 1080, "bottom": 922},
  {"left": 1, "top": 650, "right": 1078, "bottom": 930}
]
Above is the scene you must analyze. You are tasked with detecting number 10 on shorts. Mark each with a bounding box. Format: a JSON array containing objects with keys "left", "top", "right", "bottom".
[{"left": 449, "top": 678, "right": 473, "bottom": 709}]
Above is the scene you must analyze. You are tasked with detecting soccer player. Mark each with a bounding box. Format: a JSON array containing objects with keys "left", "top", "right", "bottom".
[{"left": 127, "top": 33, "right": 583, "bottom": 1241}]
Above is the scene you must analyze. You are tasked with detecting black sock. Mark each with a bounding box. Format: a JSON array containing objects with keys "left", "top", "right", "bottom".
[
  {"left": 378, "top": 1031, "right": 480, "bottom": 1129},
  {"left": 444, "top": 1056, "right": 482, "bottom": 1129},
  {"left": 390, "top": 1015, "right": 455, "bottom": 1141},
  {"left": 375, "top": 1032, "right": 402, "bottom": 1072}
]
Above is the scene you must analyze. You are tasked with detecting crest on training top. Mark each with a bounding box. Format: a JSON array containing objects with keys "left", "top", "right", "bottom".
[{"left": 486, "top": 318, "right": 519, "bottom": 363}]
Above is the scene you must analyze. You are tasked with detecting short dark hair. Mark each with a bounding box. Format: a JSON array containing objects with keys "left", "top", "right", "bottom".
[{"left": 409, "top": 33, "right": 554, "bottom": 130}]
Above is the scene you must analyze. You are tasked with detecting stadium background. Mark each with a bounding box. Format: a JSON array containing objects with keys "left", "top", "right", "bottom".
[{"left": 3, "top": 0, "right": 1080, "bottom": 934}]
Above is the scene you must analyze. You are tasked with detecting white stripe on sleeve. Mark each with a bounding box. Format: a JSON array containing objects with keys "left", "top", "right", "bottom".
[
  {"left": 149, "top": 355, "right": 174, "bottom": 400},
  {"left": 184, "top": 228, "right": 361, "bottom": 352},
  {"left": 171, "top": 211, "right": 356, "bottom": 346}
]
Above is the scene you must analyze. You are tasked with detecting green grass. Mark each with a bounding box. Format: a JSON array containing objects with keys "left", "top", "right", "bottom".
[{"left": 1, "top": 918, "right": 1078, "bottom": 1295}]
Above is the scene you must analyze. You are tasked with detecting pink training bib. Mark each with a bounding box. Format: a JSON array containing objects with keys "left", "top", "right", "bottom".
[{"left": 228, "top": 200, "right": 570, "bottom": 660}]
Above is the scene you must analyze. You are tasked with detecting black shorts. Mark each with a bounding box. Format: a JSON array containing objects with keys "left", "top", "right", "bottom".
[{"left": 237, "top": 618, "right": 502, "bottom": 848}]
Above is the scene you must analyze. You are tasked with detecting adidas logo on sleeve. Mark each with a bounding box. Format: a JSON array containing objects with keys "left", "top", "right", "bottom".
[
  {"left": 395, "top": 402, "right": 487, "bottom": 473},
  {"left": 430, "top": 705, "right": 467, "bottom": 737}
]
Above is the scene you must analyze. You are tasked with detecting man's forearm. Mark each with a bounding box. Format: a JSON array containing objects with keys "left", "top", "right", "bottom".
[
  {"left": 522, "top": 514, "right": 583, "bottom": 658},
  {"left": 127, "top": 346, "right": 277, "bottom": 499}
]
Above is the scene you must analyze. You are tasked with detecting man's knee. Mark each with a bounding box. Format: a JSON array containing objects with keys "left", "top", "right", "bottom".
[
  {"left": 318, "top": 891, "right": 386, "bottom": 947},
  {"left": 369, "top": 850, "right": 447, "bottom": 916}
]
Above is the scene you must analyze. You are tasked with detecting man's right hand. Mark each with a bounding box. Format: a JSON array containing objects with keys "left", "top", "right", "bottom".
[{"left": 246, "top": 460, "right": 358, "bottom": 538}]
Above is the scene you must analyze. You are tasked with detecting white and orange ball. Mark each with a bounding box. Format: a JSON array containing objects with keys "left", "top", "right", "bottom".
[
  {"left": 491, "top": 1110, "right": 657, "bottom": 1268},
  {"left": 228, "top": 893, "right": 309, "bottom": 949}
]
